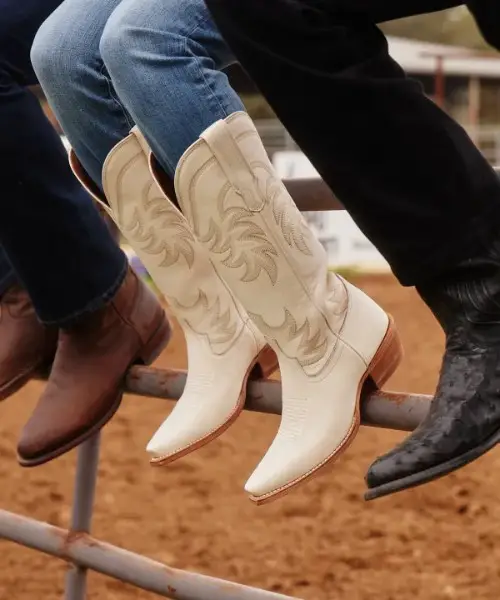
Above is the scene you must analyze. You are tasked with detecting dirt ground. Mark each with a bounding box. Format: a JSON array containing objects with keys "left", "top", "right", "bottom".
[{"left": 2, "top": 275, "right": 500, "bottom": 600}]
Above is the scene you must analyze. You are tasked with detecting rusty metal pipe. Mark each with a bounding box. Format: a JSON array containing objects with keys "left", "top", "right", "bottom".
[
  {"left": 0, "top": 510, "right": 300, "bottom": 600},
  {"left": 283, "top": 177, "right": 343, "bottom": 211},
  {"left": 64, "top": 434, "right": 101, "bottom": 600},
  {"left": 125, "top": 366, "right": 431, "bottom": 432}
]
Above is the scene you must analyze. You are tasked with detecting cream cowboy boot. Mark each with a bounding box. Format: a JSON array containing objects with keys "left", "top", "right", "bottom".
[
  {"left": 70, "top": 131, "right": 277, "bottom": 465},
  {"left": 175, "top": 112, "right": 403, "bottom": 504}
]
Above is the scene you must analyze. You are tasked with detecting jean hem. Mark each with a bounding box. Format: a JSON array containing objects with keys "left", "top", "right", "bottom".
[{"left": 39, "top": 256, "right": 129, "bottom": 327}]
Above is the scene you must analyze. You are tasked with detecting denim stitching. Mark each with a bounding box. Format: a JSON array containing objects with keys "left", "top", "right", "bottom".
[
  {"left": 99, "top": 62, "right": 134, "bottom": 131},
  {"left": 186, "top": 27, "right": 232, "bottom": 124}
]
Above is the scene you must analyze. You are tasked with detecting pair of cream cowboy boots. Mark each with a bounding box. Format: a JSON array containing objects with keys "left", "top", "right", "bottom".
[{"left": 71, "top": 112, "right": 402, "bottom": 504}]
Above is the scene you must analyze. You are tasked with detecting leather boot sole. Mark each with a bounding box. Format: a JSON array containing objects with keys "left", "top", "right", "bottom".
[
  {"left": 149, "top": 344, "right": 278, "bottom": 467},
  {"left": 365, "top": 427, "right": 500, "bottom": 501},
  {"left": 249, "top": 317, "right": 403, "bottom": 506},
  {"left": 17, "top": 316, "right": 172, "bottom": 467}
]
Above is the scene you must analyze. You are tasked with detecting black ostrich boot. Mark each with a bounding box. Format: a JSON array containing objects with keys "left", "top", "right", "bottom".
[{"left": 366, "top": 242, "right": 500, "bottom": 500}]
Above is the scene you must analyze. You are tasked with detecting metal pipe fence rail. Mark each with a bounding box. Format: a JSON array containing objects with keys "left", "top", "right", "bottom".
[
  {"left": 0, "top": 375, "right": 431, "bottom": 600},
  {"left": 5, "top": 169, "right": 493, "bottom": 600},
  {"left": 256, "top": 119, "right": 500, "bottom": 166}
]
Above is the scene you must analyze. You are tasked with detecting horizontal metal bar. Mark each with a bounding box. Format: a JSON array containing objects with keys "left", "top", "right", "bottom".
[
  {"left": 125, "top": 366, "right": 430, "bottom": 432},
  {"left": 0, "top": 510, "right": 300, "bottom": 600},
  {"left": 284, "top": 167, "right": 500, "bottom": 213},
  {"left": 36, "top": 367, "right": 432, "bottom": 433},
  {"left": 283, "top": 178, "right": 343, "bottom": 211}
]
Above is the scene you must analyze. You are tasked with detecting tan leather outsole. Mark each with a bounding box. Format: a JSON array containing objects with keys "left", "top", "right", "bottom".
[
  {"left": 248, "top": 316, "right": 403, "bottom": 505},
  {"left": 149, "top": 345, "right": 278, "bottom": 467}
]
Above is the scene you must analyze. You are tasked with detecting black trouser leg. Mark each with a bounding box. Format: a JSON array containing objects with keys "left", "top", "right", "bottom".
[
  {"left": 0, "top": 0, "right": 127, "bottom": 324},
  {"left": 206, "top": 0, "right": 500, "bottom": 286}
]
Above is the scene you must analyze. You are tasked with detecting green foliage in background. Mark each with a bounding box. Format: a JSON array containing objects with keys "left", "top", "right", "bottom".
[{"left": 381, "top": 6, "right": 489, "bottom": 50}]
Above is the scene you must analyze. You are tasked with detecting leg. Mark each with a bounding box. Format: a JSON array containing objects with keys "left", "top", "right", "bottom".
[
  {"left": 0, "top": 0, "right": 171, "bottom": 465},
  {"left": 0, "top": 0, "right": 67, "bottom": 400},
  {"left": 0, "top": 1, "right": 76, "bottom": 404},
  {"left": 0, "top": 239, "right": 56, "bottom": 403},
  {"left": 468, "top": 0, "right": 500, "bottom": 50},
  {"left": 206, "top": 0, "right": 500, "bottom": 499},
  {"left": 0, "top": 0, "right": 127, "bottom": 325},
  {"left": 34, "top": 0, "right": 279, "bottom": 470},
  {"left": 36, "top": 0, "right": 402, "bottom": 501},
  {"left": 205, "top": 0, "right": 500, "bottom": 287},
  {"left": 98, "top": 0, "right": 244, "bottom": 176},
  {"left": 31, "top": 0, "right": 131, "bottom": 188},
  {"left": 100, "top": 0, "right": 403, "bottom": 501},
  {"left": 32, "top": 0, "right": 244, "bottom": 183}
]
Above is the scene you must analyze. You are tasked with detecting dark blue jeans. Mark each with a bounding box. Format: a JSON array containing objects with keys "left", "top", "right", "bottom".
[{"left": 0, "top": 0, "right": 127, "bottom": 325}]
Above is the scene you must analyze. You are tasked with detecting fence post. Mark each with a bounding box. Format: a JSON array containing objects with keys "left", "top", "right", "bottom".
[{"left": 64, "top": 433, "right": 101, "bottom": 600}]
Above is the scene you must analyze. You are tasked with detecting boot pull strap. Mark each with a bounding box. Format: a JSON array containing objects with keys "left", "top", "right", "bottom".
[
  {"left": 200, "top": 118, "right": 265, "bottom": 212},
  {"left": 69, "top": 149, "right": 117, "bottom": 223},
  {"left": 130, "top": 126, "right": 152, "bottom": 160}
]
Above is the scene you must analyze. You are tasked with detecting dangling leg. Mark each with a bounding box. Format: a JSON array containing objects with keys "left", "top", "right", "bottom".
[
  {"left": 33, "top": 0, "right": 278, "bottom": 464},
  {"left": 206, "top": 0, "right": 500, "bottom": 499}
]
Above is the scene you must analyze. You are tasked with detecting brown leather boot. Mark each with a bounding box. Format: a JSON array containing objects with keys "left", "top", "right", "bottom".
[
  {"left": 17, "top": 267, "right": 171, "bottom": 466},
  {"left": 0, "top": 284, "right": 57, "bottom": 401}
]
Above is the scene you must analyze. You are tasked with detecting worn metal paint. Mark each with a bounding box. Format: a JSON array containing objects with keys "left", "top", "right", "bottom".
[
  {"left": 0, "top": 509, "right": 300, "bottom": 600},
  {"left": 124, "top": 365, "right": 431, "bottom": 432}
]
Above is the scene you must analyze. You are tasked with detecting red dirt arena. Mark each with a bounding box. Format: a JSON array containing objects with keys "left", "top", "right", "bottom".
[{"left": 1, "top": 275, "right": 499, "bottom": 600}]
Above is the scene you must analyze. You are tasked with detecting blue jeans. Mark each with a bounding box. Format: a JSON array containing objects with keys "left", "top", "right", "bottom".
[
  {"left": 32, "top": 0, "right": 244, "bottom": 189},
  {"left": 0, "top": 0, "right": 127, "bottom": 324}
]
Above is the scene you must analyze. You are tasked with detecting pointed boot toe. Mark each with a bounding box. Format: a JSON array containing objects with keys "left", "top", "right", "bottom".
[
  {"left": 365, "top": 351, "right": 500, "bottom": 500},
  {"left": 243, "top": 437, "right": 325, "bottom": 503},
  {"left": 365, "top": 446, "right": 426, "bottom": 499},
  {"left": 365, "top": 455, "right": 399, "bottom": 490}
]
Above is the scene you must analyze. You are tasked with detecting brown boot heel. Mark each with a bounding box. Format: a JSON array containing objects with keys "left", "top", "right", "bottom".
[
  {"left": 368, "top": 316, "right": 404, "bottom": 388},
  {"left": 138, "top": 315, "right": 172, "bottom": 365}
]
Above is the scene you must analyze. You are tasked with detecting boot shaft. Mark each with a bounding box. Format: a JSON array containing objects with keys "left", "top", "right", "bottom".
[
  {"left": 175, "top": 112, "right": 386, "bottom": 377},
  {"left": 100, "top": 128, "right": 265, "bottom": 356}
]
